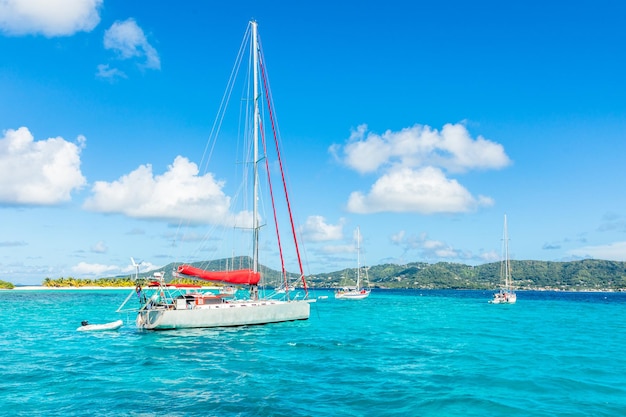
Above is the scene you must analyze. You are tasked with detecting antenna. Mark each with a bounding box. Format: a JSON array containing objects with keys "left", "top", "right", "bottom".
[{"left": 130, "top": 257, "right": 141, "bottom": 280}]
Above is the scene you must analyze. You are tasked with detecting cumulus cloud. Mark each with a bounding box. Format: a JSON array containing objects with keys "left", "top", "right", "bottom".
[
  {"left": 71, "top": 261, "right": 118, "bottom": 276},
  {"left": 331, "top": 123, "right": 509, "bottom": 214},
  {"left": 0, "top": 127, "right": 86, "bottom": 205},
  {"left": 300, "top": 215, "right": 345, "bottom": 242},
  {"left": 83, "top": 155, "right": 252, "bottom": 226},
  {"left": 347, "top": 166, "right": 493, "bottom": 214},
  {"left": 0, "top": 0, "right": 102, "bottom": 37},
  {"left": 333, "top": 123, "right": 510, "bottom": 174},
  {"left": 102, "top": 18, "right": 160, "bottom": 72}
]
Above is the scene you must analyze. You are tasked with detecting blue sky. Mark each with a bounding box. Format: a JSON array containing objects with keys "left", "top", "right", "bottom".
[{"left": 1, "top": 0, "right": 626, "bottom": 285}]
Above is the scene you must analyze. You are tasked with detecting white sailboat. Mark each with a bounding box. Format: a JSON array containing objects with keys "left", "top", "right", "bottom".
[
  {"left": 490, "top": 214, "right": 517, "bottom": 304},
  {"left": 117, "top": 20, "right": 314, "bottom": 329},
  {"left": 335, "top": 227, "right": 371, "bottom": 300}
]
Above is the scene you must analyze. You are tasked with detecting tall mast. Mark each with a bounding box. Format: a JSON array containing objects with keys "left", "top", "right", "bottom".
[
  {"left": 503, "top": 214, "right": 510, "bottom": 290},
  {"left": 251, "top": 20, "right": 259, "bottom": 274},
  {"left": 356, "top": 227, "right": 361, "bottom": 289}
]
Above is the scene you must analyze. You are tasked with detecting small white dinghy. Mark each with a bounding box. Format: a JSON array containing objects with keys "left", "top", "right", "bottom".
[{"left": 76, "top": 319, "right": 123, "bottom": 332}]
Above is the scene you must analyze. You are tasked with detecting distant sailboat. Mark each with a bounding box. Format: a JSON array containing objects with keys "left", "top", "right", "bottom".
[
  {"left": 335, "top": 227, "right": 371, "bottom": 300},
  {"left": 274, "top": 283, "right": 296, "bottom": 294},
  {"left": 490, "top": 214, "right": 517, "bottom": 304}
]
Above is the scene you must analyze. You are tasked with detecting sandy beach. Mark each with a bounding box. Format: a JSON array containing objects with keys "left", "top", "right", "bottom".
[
  {"left": 10, "top": 285, "right": 224, "bottom": 291},
  {"left": 10, "top": 286, "right": 133, "bottom": 290}
]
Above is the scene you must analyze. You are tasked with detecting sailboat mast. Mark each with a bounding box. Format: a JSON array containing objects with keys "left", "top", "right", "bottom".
[
  {"left": 356, "top": 227, "right": 361, "bottom": 289},
  {"left": 251, "top": 20, "right": 260, "bottom": 274},
  {"left": 503, "top": 214, "right": 510, "bottom": 290}
]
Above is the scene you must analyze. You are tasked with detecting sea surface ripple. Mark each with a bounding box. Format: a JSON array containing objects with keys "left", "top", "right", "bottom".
[{"left": 1, "top": 289, "right": 625, "bottom": 416}]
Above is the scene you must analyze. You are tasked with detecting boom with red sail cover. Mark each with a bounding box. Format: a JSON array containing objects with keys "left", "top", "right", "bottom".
[{"left": 177, "top": 265, "right": 261, "bottom": 285}]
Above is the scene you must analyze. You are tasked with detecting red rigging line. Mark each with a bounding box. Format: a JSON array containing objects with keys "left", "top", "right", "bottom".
[
  {"left": 258, "top": 49, "right": 308, "bottom": 295},
  {"left": 259, "top": 118, "right": 289, "bottom": 290}
]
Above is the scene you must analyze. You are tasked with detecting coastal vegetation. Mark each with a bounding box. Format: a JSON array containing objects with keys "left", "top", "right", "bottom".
[
  {"left": 41, "top": 275, "right": 205, "bottom": 288},
  {"left": 0, "top": 279, "right": 15, "bottom": 289},
  {"left": 32, "top": 258, "right": 626, "bottom": 291},
  {"left": 42, "top": 277, "right": 136, "bottom": 288}
]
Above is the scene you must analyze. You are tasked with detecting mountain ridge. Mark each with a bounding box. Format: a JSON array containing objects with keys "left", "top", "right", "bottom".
[{"left": 99, "top": 258, "right": 626, "bottom": 291}]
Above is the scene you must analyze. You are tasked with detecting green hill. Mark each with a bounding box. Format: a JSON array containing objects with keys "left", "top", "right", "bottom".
[
  {"left": 39, "top": 258, "right": 626, "bottom": 291},
  {"left": 306, "top": 259, "right": 626, "bottom": 291}
]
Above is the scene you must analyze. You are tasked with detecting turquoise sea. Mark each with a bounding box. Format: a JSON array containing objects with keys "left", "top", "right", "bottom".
[{"left": 1, "top": 289, "right": 625, "bottom": 416}]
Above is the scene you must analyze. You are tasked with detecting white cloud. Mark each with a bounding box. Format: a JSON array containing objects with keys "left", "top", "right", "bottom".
[
  {"left": 332, "top": 123, "right": 508, "bottom": 215},
  {"left": 333, "top": 123, "right": 510, "bottom": 174},
  {"left": 83, "top": 155, "right": 252, "bottom": 226},
  {"left": 479, "top": 250, "right": 500, "bottom": 262},
  {"left": 0, "top": 127, "right": 86, "bottom": 205},
  {"left": 103, "top": 18, "right": 160, "bottom": 70},
  {"left": 123, "top": 260, "right": 159, "bottom": 275},
  {"left": 347, "top": 166, "right": 493, "bottom": 214},
  {"left": 90, "top": 241, "right": 108, "bottom": 253},
  {"left": 0, "top": 0, "right": 102, "bottom": 37},
  {"left": 391, "top": 230, "right": 475, "bottom": 262},
  {"left": 390, "top": 230, "right": 405, "bottom": 245},
  {"left": 71, "top": 261, "right": 118, "bottom": 276},
  {"left": 568, "top": 241, "right": 626, "bottom": 262},
  {"left": 318, "top": 243, "right": 356, "bottom": 255},
  {"left": 300, "top": 215, "right": 344, "bottom": 242},
  {"left": 71, "top": 259, "right": 162, "bottom": 278},
  {"left": 96, "top": 63, "right": 127, "bottom": 80}
]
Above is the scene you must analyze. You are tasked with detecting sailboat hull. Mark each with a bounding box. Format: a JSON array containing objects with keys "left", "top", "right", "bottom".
[
  {"left": 136, "top": 299, "right": 312, "bottom": 330},
  {"left": 489, "top": 291, "right": 517, "bottom": 304},
  {"left": 335, "top": 290, "right": 371, "bottom": 300}
]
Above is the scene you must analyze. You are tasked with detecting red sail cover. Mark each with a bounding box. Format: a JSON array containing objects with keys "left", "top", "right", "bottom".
[{"left": 177, "top": 265, "right": 261, "bottom": 285}]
